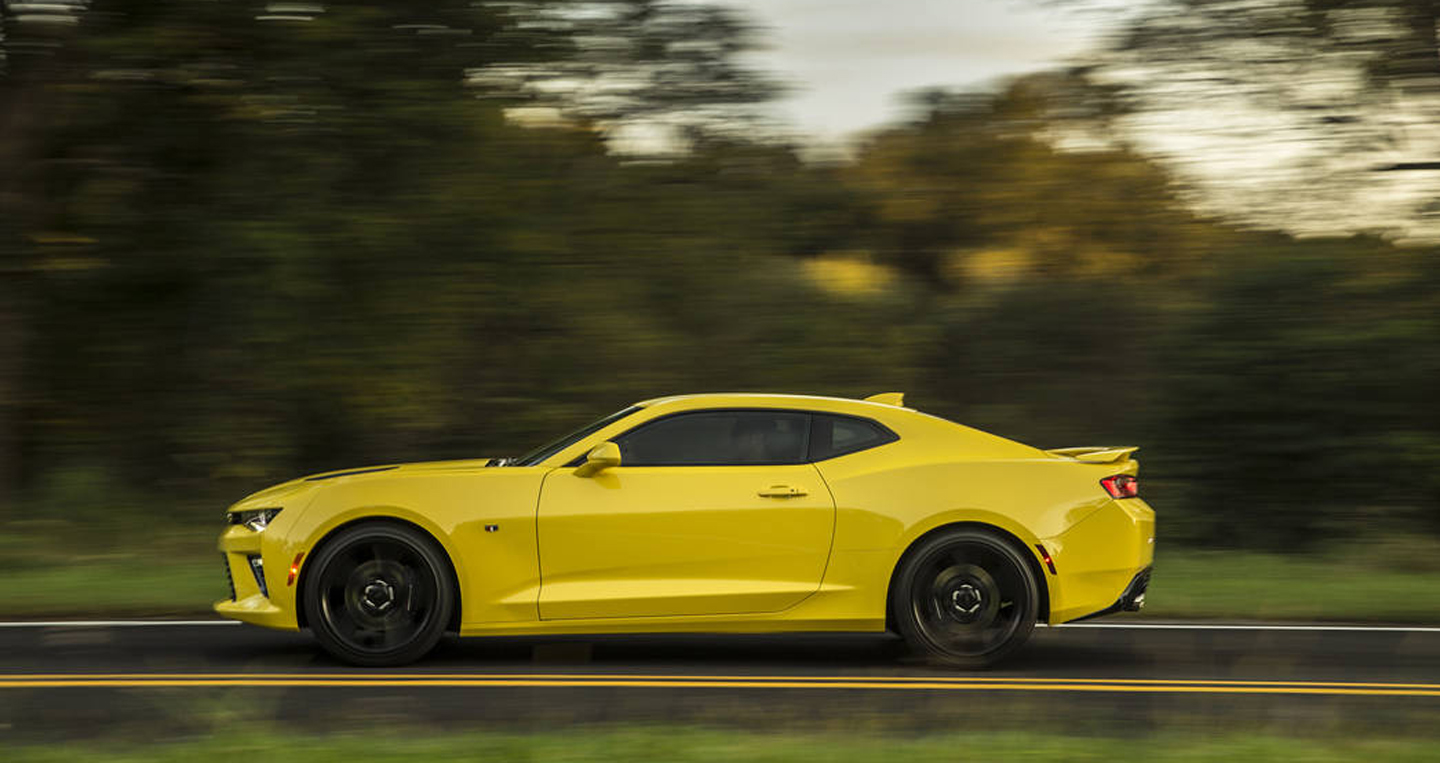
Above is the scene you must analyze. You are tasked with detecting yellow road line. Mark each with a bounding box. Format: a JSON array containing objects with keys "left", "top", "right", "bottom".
[
  {"left": 2, "top": 673, "right": 1438, "bottom": 691},
  {"left": 0, "top": 676, "right": 1436, "bottom": 697}
]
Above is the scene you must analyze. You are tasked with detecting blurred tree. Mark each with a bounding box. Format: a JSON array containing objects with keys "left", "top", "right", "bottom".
[
  {"left": 844, "top": 75, "right": 1216, "bottom": 286},
  {"left": 1076, "top": 0, "right": 1440, "bottom": 237},
  {"left": 3, "top": 0, "right": 1439, "bottom": 554},
  {"left": 1151, "top": 238, "right": 1440, "bottom": 545},
  {"left": 475, "top": 0, "right": 786, "bottom": 151},
  {"left": 0, "top": 0, "right": 842, "bottom": 516},
  {"left": 0, "top": 0, "right": 92, "bottom": 515},
  {"left": 837, "top": 72, "right": 1440, "bottom": 547}
]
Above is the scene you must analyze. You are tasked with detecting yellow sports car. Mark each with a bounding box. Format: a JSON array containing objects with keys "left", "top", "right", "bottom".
[{"left": 216, "top": 393, "right": 1154, "bottom": 667}]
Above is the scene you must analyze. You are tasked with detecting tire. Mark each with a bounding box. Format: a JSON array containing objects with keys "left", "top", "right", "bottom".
[
  {"left": 302, "top": 521, "right": 455, "bottom": 667},
  {"left": 890, "top": 529, "right": 1038, "bottom": 669}
]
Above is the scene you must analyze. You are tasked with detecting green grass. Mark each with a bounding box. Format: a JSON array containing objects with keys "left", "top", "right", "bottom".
[
  {"left": 1141, "top": 549, "right": 1440, "bottom": 622},
  {"left": 4, "top": 727, "right": 1439, "bottom": 763},
  {"left": 0, "top": 521, "right": 223, "bottom": 617},
  {"left": 3, "top": 541, "right": 1439, "bottom": 623},
  {"left": 0, "top": 557, "right": 223, "bottom": 618}
]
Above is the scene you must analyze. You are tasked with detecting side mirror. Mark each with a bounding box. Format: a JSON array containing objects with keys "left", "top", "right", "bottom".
[{"left": 575, "top": 441, "right": 621, "bottom": 477}]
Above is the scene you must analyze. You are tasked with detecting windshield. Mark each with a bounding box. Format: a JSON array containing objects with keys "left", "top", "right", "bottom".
[{"left": 512, "top": 406, "right": 642, "bottom": 466}]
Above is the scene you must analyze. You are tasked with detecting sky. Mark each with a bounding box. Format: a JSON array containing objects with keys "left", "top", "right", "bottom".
[{"left": 712, "top": 0, "right": 1110, "bottom": 142}]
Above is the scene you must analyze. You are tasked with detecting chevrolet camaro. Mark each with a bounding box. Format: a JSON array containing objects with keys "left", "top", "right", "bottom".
[{"left": 216, "top": 392, "right": 1155, "bottom": 667}]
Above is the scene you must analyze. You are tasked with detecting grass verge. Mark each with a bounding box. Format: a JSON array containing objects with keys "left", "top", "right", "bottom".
[
  {"left": 2, "top": 546, "right": 1438, "bottom": 623},
  {"left": 5, "top": 727, "right": 1440, "bottom": 763},
  {"left": 1140, "top": 549, "right": 1440, "bottom": 622},
  {"left": 0, "top": 557, "right": 223, "bottom": 618}
]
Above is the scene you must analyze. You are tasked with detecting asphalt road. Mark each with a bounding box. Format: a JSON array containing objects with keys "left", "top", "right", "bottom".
[{"left": 2, "top": 620, "right": 1439, "bottom": 739}]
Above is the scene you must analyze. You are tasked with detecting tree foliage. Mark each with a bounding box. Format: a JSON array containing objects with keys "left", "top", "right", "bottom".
[
  {"left": 2, "top": 1, "right": 1439, "bottom": 551},
  {"left": 1077, "top": 0, "right": 1440, "bottom": 237}
]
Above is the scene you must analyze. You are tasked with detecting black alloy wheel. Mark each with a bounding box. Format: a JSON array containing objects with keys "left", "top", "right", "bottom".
[
  {"left": 891, "top": 529, "right": 1038, "bottom": 668},
  {"left": 303, "top": 521, "right": 454, "bottom": 667}
]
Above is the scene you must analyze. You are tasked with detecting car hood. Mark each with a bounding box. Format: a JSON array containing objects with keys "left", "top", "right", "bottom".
[{"left": 227, "top": 458, "right": 505, "bottom": 513}]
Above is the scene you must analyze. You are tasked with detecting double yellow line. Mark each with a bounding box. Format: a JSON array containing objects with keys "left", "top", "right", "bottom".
[{"left": 0, "top": 673, "right": 1437, "bottom": 697}]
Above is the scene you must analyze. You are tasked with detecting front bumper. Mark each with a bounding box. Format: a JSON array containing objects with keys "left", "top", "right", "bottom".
[{"left": 214, "top": 524, "right": 299, "bottom": 631}]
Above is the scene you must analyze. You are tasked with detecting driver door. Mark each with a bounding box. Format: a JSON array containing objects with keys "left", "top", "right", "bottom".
[{"left": 535, "top": 410, "right": 836, "bottom": 619}]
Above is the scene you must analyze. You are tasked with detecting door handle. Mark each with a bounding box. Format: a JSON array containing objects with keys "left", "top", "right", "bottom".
[{"left": 758, "top": 485, "right": 807, "bottom": 498}]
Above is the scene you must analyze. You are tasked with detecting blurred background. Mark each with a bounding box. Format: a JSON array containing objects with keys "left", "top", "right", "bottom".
[
  {"left": 3, "top": 0, "right": 1440, "bottom": 624},
  {"left": 6, "top": 1, "right": 1440, "bottom": 758}
]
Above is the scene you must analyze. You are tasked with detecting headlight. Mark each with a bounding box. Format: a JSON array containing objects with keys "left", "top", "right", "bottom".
[{"left": 228, "top": 508, "right": 282, "bottom": 532}]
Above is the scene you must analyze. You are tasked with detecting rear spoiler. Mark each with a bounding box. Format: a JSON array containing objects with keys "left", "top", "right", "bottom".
[
  {"left": 864, "top": 392, "right": 905, "bottom": 407},
  {"left": 1045, "top": 446, "right": 1138, "bottom": 464}
]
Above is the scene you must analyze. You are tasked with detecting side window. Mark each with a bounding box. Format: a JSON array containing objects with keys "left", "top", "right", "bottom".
[
  {"left": 809, "top": 414, "right": 898, "bottom": 461},
  {"left": 616, "top": 411, "right": 810, "bottom": 466}
]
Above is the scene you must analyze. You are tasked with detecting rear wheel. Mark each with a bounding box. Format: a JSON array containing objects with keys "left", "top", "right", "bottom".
[
  {"left": 891, "top": 529, "right": 1038, "bottom": 668},
  {"left": 303, "top": 521, "right": 454, "bottom": 667}
]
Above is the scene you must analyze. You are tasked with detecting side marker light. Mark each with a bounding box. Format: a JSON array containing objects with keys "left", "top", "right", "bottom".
[
  {"left": 287, "top": 552, "right": 305, "bottom": 586},
  {"left": 1035, "top": 544, "right": 1057, "bottom": 575}
]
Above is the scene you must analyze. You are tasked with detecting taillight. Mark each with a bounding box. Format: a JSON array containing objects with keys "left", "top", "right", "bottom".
[{"left": 1100, "top": 474, "right": 1139, "bottom": 499}]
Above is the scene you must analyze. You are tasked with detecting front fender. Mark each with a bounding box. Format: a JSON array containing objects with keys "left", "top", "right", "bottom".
[
  {"left": 284, "top": 468, "right": 549, "bottom": 627},
  {"left": 290, "top": 503, "right": 472, "bottom": 622}
]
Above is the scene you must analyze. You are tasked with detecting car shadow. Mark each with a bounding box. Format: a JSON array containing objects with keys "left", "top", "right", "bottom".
[
  {"left": 423, "top": 632, "right": 908, "bottom": 671},
  {"left": 377, "top": 629, "right": 1145, "bottom": 676}
]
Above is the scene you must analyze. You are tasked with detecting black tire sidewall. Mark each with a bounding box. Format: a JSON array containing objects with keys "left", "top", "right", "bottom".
[
  {"left": 891, "top": 529, "right": 1038, "bottom": 668},
  {"left": 302, "top": 521, "right": 455, "bottom": 667}
]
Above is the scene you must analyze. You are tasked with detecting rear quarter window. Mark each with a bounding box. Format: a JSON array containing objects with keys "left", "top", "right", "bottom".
[{"left": 808, "top": 414, "right": 899, "bottom": 461}]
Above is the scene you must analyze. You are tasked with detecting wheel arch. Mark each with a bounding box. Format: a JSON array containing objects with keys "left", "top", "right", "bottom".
[
  {"left": 294, "top": 515, "right": 463, "bottom": 633},
  {"left": 884, "top": 521, "right": 1051, "bottom": 631}
]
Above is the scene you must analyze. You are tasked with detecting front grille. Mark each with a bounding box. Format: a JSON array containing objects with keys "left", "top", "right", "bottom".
[{"left": 222, "top": 554, "right": 236, "bottom": 601}]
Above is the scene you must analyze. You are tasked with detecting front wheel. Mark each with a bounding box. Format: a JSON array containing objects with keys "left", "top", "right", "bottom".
[
  {"left": 302, "top": 521, "right": 454, "bottom": 667},
  {"left": 891, "top": 529, "right": 1038, "bottom": 668}
]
